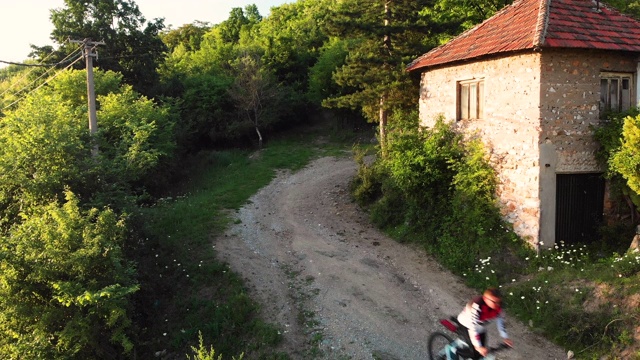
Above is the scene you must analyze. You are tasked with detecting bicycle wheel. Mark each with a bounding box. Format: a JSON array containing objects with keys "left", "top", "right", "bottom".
[{"left": 428, "top": 331, "right": 454, "bottom": 360}]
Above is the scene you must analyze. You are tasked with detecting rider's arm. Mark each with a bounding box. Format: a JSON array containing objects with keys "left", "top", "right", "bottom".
[{"left": 496, "top": 311, "right": 508, "bottom": 339}]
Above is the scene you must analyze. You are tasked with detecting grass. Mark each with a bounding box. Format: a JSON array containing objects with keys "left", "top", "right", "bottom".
[
  {"left": 462, "top": 240, "right": 640, "bottom": 359},
  {"left": 130, "top": 122, "right": 367, "bottom": 359}
]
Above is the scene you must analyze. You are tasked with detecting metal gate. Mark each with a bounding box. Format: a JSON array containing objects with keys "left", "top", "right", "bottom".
[{"left": 555, "top": 173, "right": 605, "bottom": 245}]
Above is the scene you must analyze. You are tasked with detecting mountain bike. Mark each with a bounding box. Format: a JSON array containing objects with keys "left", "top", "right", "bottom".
[{"left": 428, "top": 317, "right": 511, "bottom": 360}]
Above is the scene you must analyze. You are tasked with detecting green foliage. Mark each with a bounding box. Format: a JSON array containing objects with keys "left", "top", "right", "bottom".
[
  {"left": 307, "top": 37, "right": 352, "bottom": 105},
  {"left": 258, "top": 0, "right": 330, "bottom": 90},
  {"left": 95, "top": 85, "right": 176, "bottom": 184},
  {"left": 217, "top": 6, "right": 262, "bottom": 44},
  {"left": 44, "top": 0, "right": 167, "bottom": 95},
  {"left": 161, "top": 21, "right": 211, "bottom": 53},
  {"left": 611, "top": 113, "right": 640, "bottom": 198},
  {"left": 322, "top": 0, "right": 435, "bottom": 123},
  {"left": 352, "top": 114, "right": 520, "bottom": 274},
  {"left": 50, "top": 69, "right": 123, "bottom": 106},
  {"left": 187, "top": 332, "right": 244, "bottom": 360},
  {"left": 593, "top": 109, "right": 640, "bottom": 215},
  {"left": 177, "top": 73, "right": 235, "bottom": 150},
  {"left": 0, "top": 90, "right": 87, "bottom": 223},
  {"left": 0, "top": 191, "right": 138, "bottom": 359},
  {"left": 0, "top": 69, "right": 176, "bottom": 216}
]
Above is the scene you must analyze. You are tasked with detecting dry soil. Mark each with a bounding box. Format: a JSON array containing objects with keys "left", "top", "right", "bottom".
[{"left": 215, "top": 155, "right": 569, "bottom": 360}]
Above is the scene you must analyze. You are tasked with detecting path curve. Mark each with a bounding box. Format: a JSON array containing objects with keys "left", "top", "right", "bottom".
[{"left": 215, "top": 156, "right": 567, "bottom": 360}]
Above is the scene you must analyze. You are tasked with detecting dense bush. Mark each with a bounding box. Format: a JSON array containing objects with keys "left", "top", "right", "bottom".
[
  {"left": 0, "top": 191, "right": 138, "bottom": 359},
  {"left": 0, "top": 69, "right": 175, "bottom": 358},
  {"left": 352, "top": 114, "right": 523, "bottom": 274},
  {"left": 593, "top": 108, "right": 640, "bottom": 219}
]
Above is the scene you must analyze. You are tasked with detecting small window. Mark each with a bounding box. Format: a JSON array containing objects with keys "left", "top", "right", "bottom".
[
  {"left": 600, "top": 72, "right": 633, "bottom": 117},
  {"left": 458, "top": 79, "right": 484, "bottom": 120}
]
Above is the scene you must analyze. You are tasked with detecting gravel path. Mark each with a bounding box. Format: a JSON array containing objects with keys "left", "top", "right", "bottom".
[{"left": 215, "top": 156, "right": 568, "bottom": 360}]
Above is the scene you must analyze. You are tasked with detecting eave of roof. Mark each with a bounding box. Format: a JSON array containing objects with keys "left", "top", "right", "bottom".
[{"left": 407, "top": 0, "right": 640, "bottom": 72}]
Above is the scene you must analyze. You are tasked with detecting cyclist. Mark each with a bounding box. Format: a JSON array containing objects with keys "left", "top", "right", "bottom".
[{"left": 456, "top": 287, "right": 513, "bottom": 358}]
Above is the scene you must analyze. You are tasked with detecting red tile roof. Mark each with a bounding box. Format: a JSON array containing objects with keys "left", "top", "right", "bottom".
[{"left": 407, "top": 0, "right": 640, "bottom": 71}]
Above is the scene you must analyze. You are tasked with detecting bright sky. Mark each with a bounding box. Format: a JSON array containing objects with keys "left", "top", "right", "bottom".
[{"left": 0, "top": 0, "right": 290, "bottom": 68}]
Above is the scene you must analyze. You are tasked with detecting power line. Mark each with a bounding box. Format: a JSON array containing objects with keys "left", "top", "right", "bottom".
[
  {"left": 0, "top": 40, "right": 75, "bottom": 68},
  {"left": 0, "top": 41, "right": 81, "bottom": 98},
  {"left": 0, "top": 56, "right": 84, "bottom": 67},
  {"left": 1, "top": 52, "right": 85, "bottom": 112},
  {"left": 0, "top": 46, "right": 83, "bottom": 99}
]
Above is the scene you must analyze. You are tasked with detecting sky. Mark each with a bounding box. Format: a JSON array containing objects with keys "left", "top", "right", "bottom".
[{"left": 0, "top": 0, "right": 290, "bottom": 68}]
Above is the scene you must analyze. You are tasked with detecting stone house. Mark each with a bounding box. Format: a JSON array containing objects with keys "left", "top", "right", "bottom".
[{"left": 406, "top": 0, "right": 640, "bottom": 248}]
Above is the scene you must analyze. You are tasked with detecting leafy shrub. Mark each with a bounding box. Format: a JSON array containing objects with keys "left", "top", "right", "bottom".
[
  {"left": 0, "top": 191, "right": 138, "bottom": 359},
  {"left": 351, "top": 114, "right": 522, "bottom": 276},
  {"left": 350, "top": 144, "right": 383, "bottom": 206},
  {"left": 611, "top": 113, "right": 640, "bottom": 201},
  {"left": 593, "top": 109, "right": 640, "bottom": 217},
  {"left": 187, "top": 332, "right": 244, "bottom": 360}
]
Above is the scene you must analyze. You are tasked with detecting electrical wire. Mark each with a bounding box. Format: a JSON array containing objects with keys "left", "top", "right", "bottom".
[
  {"left": 0, "top": 45, "right": 83, "bottom": 100},
  {"left": 0, "top": 39, "right": 79, "bottom": 68},
  {"left": 0, "top": 40, "right": 73, "bottom": 96},
  {"left": 1, "top": 51, "right": 85, "bottom": 112}
]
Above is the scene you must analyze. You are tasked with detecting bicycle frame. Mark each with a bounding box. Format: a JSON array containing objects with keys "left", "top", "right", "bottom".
[{"left": 428, "top": 317, "right": 510, "bottom": 360}]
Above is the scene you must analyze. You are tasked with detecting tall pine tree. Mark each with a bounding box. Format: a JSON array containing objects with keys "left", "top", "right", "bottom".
[{"left": 322, "top": 0, "right": 435, "bottom": 154}]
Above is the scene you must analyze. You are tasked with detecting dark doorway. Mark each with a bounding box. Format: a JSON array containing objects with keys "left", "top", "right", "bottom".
[{"left": 555, "top": 173, "right": 605, "bottom": 245}]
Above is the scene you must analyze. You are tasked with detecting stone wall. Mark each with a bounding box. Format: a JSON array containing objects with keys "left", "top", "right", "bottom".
[
  {"left": 418, "top": 52, "right": 543, "bottom": 244},
  {"left": 540, "top": 48, "right": 637, "bottom": 172},
  {"left": 537, "top": 48, "right": 637, "bottom": 246},
  {"left": 416, "top": 49, "right": 638, "bottom": 247}
]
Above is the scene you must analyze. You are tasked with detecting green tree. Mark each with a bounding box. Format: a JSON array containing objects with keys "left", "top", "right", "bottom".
[
  {"left": 92, "top": 84, "right": 176, "bottom": 199},
  {"left": 257, "top": 0, "right": 330, "bottom": 91},
  {"left": 0, "top": 191, "right": 138, "bottom": 359},
  {"left": 322, "top": 0, "right": 435, "bottom": 154},
  {"left": 177, "top": 73, "right": 235, "bottom": 151},
  {"left": 161, "top": 21, "right": 210, "bottom": 53},
  {"left": 0, "top": 89, "right": 87, "bottom": 224},
  {"left": 228, "top": 53, "right": 282, "bottom": 148},
  {"left": 38, "top": 0, "right": 167, "bottom": 96},
  {"left": 593, "top": 110, "right": 640, "bottom": 224},
  {"left": 611, "top": 114, "right": 640, "bottom": 209},
  {"left": 307, "top": 37, "right": 352, "bottom": 105},
  {"left": 218, "top": 6, "right": 262, "bottom": 44},
  {"left": 0, "top": 69, "right": 176, "bottom": 219}
]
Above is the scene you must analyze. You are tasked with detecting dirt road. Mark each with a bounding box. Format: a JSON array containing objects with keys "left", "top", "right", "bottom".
[{"left": 215, "top": 156, "right": 568, "bottom": 360}]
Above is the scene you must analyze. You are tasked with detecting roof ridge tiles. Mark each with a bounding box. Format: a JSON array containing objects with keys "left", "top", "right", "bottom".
[
  {"left": 534, "top": 0, "right": 551, "bottom": 48},
  {"left": 407, "top": 0, "right": 640, "bottom": 72}
]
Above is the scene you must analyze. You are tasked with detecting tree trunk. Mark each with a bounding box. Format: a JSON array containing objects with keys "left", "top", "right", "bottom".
[
  {"left": 631, "top": 226, "right": 640, "bottom": 251},
  {"left": 379, "top": 94, "right": 388, "bottom": 157},
  {"left": 383, "top": 1, "right": 391, "bottom": 54},
  {"left": 253, "top": 107, "right": 263, "bottom": 149},
  {"left": 379, "top": 1, "right": 391, "bottom": 157}
]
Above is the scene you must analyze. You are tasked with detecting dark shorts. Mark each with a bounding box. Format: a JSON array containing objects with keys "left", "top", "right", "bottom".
[{"left": 457, "top": 325, "right": 487, "bottom": 359}]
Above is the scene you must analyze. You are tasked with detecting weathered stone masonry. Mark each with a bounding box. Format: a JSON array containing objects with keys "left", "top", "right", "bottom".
[{"left": 418, "top": 48, "right": 638, "bottom": 247}]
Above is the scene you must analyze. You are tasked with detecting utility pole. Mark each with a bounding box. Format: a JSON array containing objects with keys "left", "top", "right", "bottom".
[{"left": 71, "top": 38, "right": 105, "bottom": 156}]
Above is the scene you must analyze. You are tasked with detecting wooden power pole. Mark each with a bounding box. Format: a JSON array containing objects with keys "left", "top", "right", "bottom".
[{"left": 71, "top": 38, "right": 105, "bottom": 156}]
